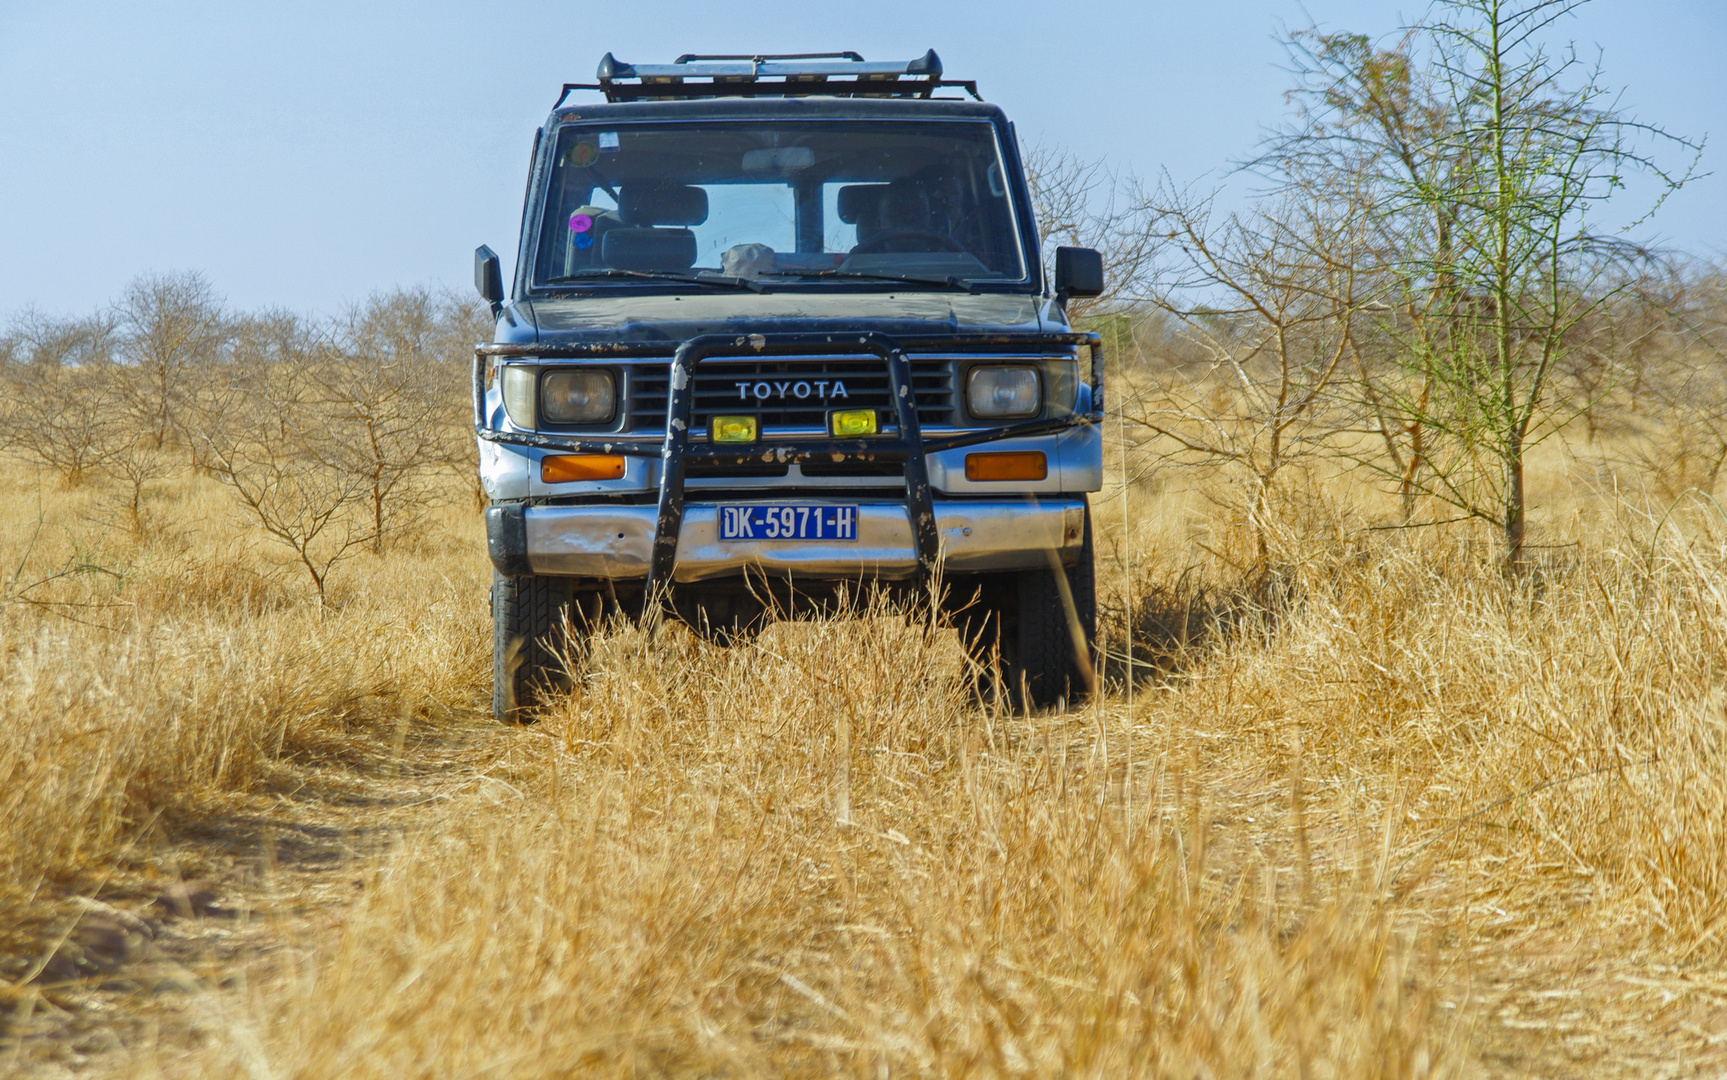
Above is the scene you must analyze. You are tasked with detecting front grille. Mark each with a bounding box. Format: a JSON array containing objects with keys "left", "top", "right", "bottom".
[{"left": 625, "top": 354, "right": 954, "bottom": 434}]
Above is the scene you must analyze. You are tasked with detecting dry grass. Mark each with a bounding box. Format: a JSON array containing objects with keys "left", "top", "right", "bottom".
[{"left": 1, "top": 415, "right": 1725, "bottom": 1076}]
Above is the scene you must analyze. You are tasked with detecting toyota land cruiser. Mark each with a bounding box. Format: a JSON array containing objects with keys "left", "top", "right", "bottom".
[{"left": 472, "top": 51, "right": 1106, "bottom": 720}]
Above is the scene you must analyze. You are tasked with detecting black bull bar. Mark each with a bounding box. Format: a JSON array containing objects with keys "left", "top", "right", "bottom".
[{"left": 473, "top": 331, "right": 1104, "bottom": 595}]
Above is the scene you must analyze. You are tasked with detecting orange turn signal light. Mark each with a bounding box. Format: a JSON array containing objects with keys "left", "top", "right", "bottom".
[
  {"left": 964, "top": 451, "right": 1047, "bottom": 482},
  {"left": 541, "top": 454, "right": 626, "bottom": 483}
]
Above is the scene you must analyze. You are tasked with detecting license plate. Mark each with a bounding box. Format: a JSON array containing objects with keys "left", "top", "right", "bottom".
[{"left": 718, "top": 504, "right": 858, "bottom": 541}]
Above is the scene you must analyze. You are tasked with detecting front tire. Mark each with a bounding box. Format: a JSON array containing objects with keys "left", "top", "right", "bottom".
[
  {"left": 492, "top": 571, "right": 590, "bottom": 722},
  {"left": 953, "top": 503, "right": 1096, "bottom": 711}
]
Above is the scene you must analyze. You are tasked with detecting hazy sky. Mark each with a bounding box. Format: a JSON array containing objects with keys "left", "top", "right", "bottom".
[{"left": 2, "top": 0, "right": 1723, "bottom": 316}]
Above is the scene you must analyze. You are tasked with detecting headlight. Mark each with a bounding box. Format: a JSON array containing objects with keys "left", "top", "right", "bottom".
[
  {"left": 967, "top": 366, "right": 1041, "bottom": 419},
  {"left": 500, "top": 365, "right": 537, "bottom": 427},
  {"left": 541, "top": 369, "right": 617, "bottom": 425}
]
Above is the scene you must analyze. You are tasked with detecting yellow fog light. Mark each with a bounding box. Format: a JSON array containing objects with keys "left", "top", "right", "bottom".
[
  {"left": 829, "top": 409, "right": 878, "bottom": 437},
  {"left": 541, "top": 454, "right": 626, "bottom": 482},
  {"left": 710, "top": 415, "right": 758, "bottom": 443}
]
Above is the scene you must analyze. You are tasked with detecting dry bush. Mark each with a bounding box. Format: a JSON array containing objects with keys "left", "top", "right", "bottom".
[
  {"left": 1023, "top": 144, "right": 1157, "bottom": 319},
  {"left": 0, "top": 312, "right": 126, "bottom": 488},
  {"left": 165, "top": 288, "right": 480, "bottom": 597},
  {"left": 186, "top": 357, "right": 376, "bottom": 601},
  {"left": 1603, "top": 262, "right": 1727, "bottom": 499},
  {"left": 1123, "top": 176, "right": 1373, "bottom": 559},
  {"left": 0, "top": 363, "right": 126, "bottom": 488},
  {"left": 113, "top": 270, "right": 225, "bottom": 450},
  {"left": 1, "top": 283, "right": 483, "bottom": 586},
  {"left": 318, "top": 288, "right": 479, "bottom": 549}
]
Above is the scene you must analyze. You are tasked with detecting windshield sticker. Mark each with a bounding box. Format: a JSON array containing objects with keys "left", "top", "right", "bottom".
[
  {"left": 567, "top": 140, "right": 600, "bottom": 167},
  {"left": 598, "top": 131, "right": 620, "bottom": 151},
  {"left": 573, "top": 234, "right": 594, "bottom": 250},
  {"left": 568, "top": 212, "right": 594, "bottom": 233}
]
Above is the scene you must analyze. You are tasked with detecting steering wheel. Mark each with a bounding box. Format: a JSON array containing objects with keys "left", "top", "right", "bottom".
[{"left": 850, "top": 229, "right": 968, "bottom": 255}]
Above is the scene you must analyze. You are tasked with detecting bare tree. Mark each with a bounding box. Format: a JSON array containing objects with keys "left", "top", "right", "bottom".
[
  {"left": 1614, "top": 261, "right": 1727, "bottom": 498},
  {"left": 0, "top": 312, "right": 124, "bottom": 486},
  {"left": 3, "top": 308, "right": 120, "bottom": 368},
  {"left": 187, "top": 354, "right": 371, "bottom": 602},
  {"left": 0, "top": 365, "right": 123, "bottom": 487},
  {"left": 1127, "top": 176, "right": 1374, "bottom": 559},
  {"left": 115, "top": 271, "right": 226, "bottom": 449},
  {"left": 1024, "top": 145, "right": 1157, "bottom": 321},
  {"left": 312, "top": 288, "right": 479, "bottom": 550},
  {"left": 230, "top": 308, "right": 321, "bottom": 369},
  {"left": 311, "top": 353, "right": 454, "bottom": 551},
  {"left": 1252, "top": 27, "right": 1466, "bottom": 521}
]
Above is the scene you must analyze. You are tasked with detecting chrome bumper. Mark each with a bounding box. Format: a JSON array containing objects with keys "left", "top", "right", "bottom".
[{"left": 491, "top": 499, "right": 1087, "bottom": 582}]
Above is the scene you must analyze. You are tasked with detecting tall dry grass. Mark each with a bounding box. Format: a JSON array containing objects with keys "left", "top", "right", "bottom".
[
  {"left": 181, "top": 605, "right": 1449, "bottom": 1078},
  {"left": 2, "top": 408, "right": 1725, "bottom": 1075},
  {"left": 0, "top": 465, "right": 489, "bottom": 991}
]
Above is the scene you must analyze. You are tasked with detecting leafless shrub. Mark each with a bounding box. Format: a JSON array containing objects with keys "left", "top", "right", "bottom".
[
  {"left": 1125, "top": 179, "right": 1373, "bottom": 559},
  {"left": 1552, "top": 265, "right": 1680, "bottom": 442},
  {"left": 0, "top": 345, "right": 125, "bottom": 487},
  {"left": 1023, "top": 144, "right": 1157, "bottom": 320},
  {"left": 115, "top": 270, "right": 226, "bottom": 450},
  {"left": 100, "top": 440, "right": 175, "bottom": 538},
  {"left": 1608, "top": 261, "right": 1727, "bottom": 498},
  {"left": 187, "top": 356, "right": 372, "bottom": 602},
  {"left": 316, "top": 289, "right": 479, "bottom": 550}
]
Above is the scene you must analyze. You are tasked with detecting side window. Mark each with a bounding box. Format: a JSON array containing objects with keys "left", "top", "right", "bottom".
[
  {"left": 555, "top": 188, "right": 619, "bottom": 278},
  {"left": 821, "top": 184, "right": 857, "bottom": 253},
  {"left": 693, "top": 184, "right": 795, "bottom": 265}
]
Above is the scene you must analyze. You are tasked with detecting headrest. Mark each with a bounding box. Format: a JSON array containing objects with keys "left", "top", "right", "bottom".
[
  {"left": 617, "top": 184, "right": 709, "bottom": 227},
  {"left": 601, "top": 228, "right": 698, "bottom": 272},
  {"left": 836, "top": 184, "right": 888, "bottom": 225},
  {"left": 878, "top": 181, "right": 930, "bottom": 225}
]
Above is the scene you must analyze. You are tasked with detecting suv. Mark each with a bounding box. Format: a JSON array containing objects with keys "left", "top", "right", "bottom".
[{"left": 471, "top": 51, "right": 1106, "bottom": 720}]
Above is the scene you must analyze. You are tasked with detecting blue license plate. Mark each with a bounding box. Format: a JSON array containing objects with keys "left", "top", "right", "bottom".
[{"left": 718, "top": 504, "right": 858, "bottom": 541}]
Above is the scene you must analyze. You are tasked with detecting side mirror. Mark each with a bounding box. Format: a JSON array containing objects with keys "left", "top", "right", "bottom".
[
  {"left": 475, "top": 245, "right": 504, "bottom": 313},
  {"left": 1053, "top": 246, "right": 1104, "bottom": 303}
]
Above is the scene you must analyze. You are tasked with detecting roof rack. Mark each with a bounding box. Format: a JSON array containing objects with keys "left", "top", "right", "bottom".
[{"left": 556, "top": 50, "right": 981, "bottom": 106}]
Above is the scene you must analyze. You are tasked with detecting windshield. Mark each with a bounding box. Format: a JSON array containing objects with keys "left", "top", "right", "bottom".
[{"left": 531, "top": 120, "right": 1029, "bottom": 289}]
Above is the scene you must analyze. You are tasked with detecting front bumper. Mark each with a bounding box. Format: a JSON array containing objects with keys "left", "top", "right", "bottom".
[
  {"left": 476, "top": 330, "right": 1103, "bottom": 593},
  {"left": 488, "top": 498, "right": 1087, "bottom": 582}
]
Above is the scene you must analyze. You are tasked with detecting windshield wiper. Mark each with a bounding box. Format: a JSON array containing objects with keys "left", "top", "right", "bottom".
[
  {"left": 765, "top": 269, "right": 980, "bottom": 293},
  {"left": 548, "top": 268, "right": 764, "bottom": 292}
]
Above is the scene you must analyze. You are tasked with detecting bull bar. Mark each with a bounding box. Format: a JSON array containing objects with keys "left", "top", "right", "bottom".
[{"left": 473, "top": 330, "right": 1104, "bottom": 596}]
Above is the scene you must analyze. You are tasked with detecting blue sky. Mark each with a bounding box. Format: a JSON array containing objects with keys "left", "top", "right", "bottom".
[{"left": 2, "top": 0, "right": 1722, "bottom": 316}]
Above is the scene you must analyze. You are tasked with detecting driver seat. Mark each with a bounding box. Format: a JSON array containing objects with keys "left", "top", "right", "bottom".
[
  {"left": 838, "top": 180, "right": 930, "bottom": 248},
  {"left": 875, "top": 180, "right": 931, "bottom": 234}
]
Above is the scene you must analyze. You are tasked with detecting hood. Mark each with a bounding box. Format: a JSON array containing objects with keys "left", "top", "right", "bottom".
[{"left": 512, "top": 290, "right": 1055, "bottom": 344}]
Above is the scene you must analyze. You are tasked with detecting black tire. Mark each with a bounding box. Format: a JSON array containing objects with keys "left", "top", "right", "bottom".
[
  {"left": 1015, "top": 504, "right": 1096, "bottom": 709},
  {"left": 492, "top": 571, "right": 587, "bottom": 722},
  {"left": 954, "top": 503, "right": 1096, "bottom": 712},
  {"left": 946, "top": 572, "right": 1009, "bottom": 703}
]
